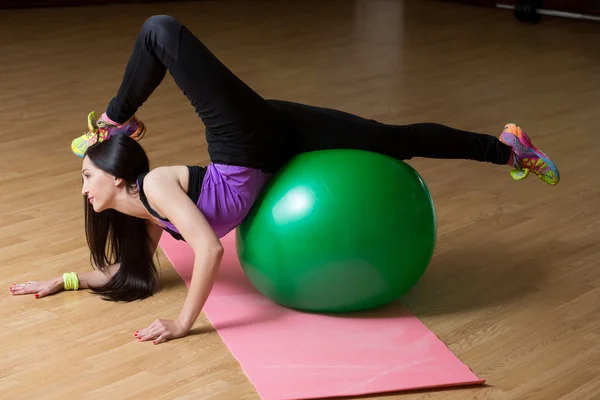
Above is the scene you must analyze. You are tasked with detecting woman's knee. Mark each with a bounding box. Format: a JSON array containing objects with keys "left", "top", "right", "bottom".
[
  {"left": 140, "top": 15, "right": 184, "bottom": 56},
  {"left": 142, "top": 15, "right": 182, "bottom": 35}
]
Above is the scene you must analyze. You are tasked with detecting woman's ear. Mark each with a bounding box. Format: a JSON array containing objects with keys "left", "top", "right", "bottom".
[{"left": 114, "top": 177, "right": 124, "bottom": 187}]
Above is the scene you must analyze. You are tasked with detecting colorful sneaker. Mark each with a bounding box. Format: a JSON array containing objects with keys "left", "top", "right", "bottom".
[
  {"left": 71, "top": 111, "right": 146, "bottom": 157},
  {"left": 499, "top": 123, "right": 559, "bottom": 186}
]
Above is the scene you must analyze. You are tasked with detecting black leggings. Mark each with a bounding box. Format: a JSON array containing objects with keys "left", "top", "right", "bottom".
[{"left": 107, "top": 15, "right": 512, "bottom": 172}]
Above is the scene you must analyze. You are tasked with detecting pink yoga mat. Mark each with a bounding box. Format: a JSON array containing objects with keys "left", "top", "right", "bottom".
[{"left": 160, "top": 232, "right": 485, "bottom": 400}]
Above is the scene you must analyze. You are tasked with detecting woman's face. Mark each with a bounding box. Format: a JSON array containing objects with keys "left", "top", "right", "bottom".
[{"left": 81, "top": 156, "right": 120, "bottom": 212}]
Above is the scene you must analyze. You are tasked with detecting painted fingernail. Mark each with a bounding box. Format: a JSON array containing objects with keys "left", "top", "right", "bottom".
[
  {"left": 34, "top": 294, "right": 39, "bottom": 298},
  {"left": 153, "top": 341, "right": 156, "bottom": 344}
]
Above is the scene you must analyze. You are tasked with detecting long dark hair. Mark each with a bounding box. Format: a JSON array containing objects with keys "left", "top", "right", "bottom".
[{"left": 83, "top": 135, "right": 159, "bottom": 301}]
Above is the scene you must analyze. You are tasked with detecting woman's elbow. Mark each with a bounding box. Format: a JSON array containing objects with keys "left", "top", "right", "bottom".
[
  {"left": 212, "top": 242, "right": 225, "bottom": 258},
  {"left": 206, "top": 242, "right": 224, "bottom": 262},
  {"left": 189, "top": 234, "right": 224, "bottom": 264}
]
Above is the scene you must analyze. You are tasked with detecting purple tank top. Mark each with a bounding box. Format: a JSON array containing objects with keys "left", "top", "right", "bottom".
[{"left": 151, "top": 164, "right": 272, "bottom": 239}]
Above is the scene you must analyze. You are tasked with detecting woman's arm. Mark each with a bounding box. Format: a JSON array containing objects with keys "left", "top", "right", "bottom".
[
  {"left": 10, "top": 263, "right": 123, "bottom": 297},
  {"left": 78, "top": 263, "right": 121, "bottom": 288},
  {"left": 12, "top": 220, "right": 163, "bottom": 298},
  {"left": 137, "top": 167, "right": 224, "bottom": 342}
]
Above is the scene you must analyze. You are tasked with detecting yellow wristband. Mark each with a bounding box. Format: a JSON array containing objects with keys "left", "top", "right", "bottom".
[{"left": 63, "top": 272, "right": 79, "bottom": 291}]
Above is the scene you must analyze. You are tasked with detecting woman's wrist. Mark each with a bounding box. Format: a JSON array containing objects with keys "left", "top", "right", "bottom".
[
  {"left": 62, "top": 272, "right": 80, "bottom": 290},
  {"left": 176, "top": 317, "right": 193, "bottom": 332}
]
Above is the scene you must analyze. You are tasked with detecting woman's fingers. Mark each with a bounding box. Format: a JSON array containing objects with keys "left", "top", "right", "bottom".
[
  {"left": 10, "top": 279, "right": 63, "bottom": 297},
  {"left": 135, "top": 323, "right": 156, "bottom": 341},
  {"left": 9, "top": 281, "right": 38, "bottom": 295},
  {"left": 153, "top": 334, "right": 168, "bottom": 345},
  {"left": 135, "top": 320, "right": 173, "bottom": 344}
]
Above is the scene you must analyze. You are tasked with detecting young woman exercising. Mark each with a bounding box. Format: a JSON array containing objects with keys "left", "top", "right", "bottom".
[{"left": 9, "top": 15, "right": 559, "bottom": 345}]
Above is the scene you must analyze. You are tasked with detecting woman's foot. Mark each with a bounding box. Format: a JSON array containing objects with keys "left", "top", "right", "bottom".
[
  {"left": 500, "top": 123, "right": 560, "bottom": 186},
  {"left": 71, "top": 111, "right": 146, "bottom": 158}
]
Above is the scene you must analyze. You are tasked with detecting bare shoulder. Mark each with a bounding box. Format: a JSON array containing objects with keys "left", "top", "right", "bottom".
[{"left": 143, "top": 165, "right": 190, "bottom": 193}]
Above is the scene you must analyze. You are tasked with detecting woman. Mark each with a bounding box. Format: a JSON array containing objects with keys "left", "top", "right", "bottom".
[{"left": 9, "top": 15, "right": 559, "bottom": 345}]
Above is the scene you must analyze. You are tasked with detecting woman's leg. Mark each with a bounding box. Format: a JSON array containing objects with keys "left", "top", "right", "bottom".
[
  {"left": 72, "top": 15, "right": 284, "bottom": 170},
  {"left": 271, "top": 100, "right": 511, "bottom": 163},
  {"left": 269, "top": 100, "right": 559, "bottom": 185}
]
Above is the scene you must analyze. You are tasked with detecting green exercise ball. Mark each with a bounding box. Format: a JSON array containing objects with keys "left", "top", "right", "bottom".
[{"left": 235, "top": 149, "right": 436, "bottom": 313}]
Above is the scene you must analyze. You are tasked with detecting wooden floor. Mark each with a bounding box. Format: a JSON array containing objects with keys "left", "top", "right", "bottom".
[{"left": 1, "top": 1, "right": 599, "bottom": 399}]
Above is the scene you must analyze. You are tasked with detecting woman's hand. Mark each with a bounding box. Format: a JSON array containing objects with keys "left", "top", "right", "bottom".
[
  {"left": 9, "top": 278, "right": 63, "bottom": 298},
  {"left": 135, "top": 319, "right": 189, "bottom": 345}
]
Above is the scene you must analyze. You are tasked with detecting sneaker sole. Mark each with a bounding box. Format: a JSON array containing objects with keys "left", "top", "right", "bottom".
[
  {"left": 500, "top": 130, "right": 560, "bottom": 185},
  {"left": 71, "top": 124, "right": 146, "bottom": 159},
  {"left": 129, "top": 123, "right": 146, "bottom": 141},
  {"left": 71, "top": 142, "right": 86, "bottom": 158}
]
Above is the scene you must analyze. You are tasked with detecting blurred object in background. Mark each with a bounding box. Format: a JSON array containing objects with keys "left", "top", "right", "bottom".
[{"left": 437, "top": 0, "right": 600, "bottom": 23}]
